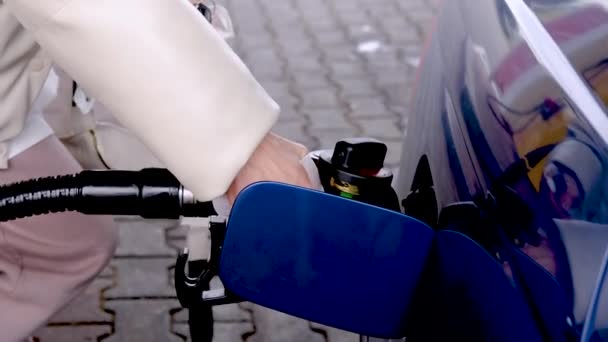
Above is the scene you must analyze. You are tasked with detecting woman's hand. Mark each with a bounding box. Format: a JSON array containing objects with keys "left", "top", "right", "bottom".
[{"left": 226, "top": 132, "right": 313, "bottom": 205}]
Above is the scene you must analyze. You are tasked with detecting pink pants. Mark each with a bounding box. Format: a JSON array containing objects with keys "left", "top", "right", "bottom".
[{"left": 0, "top": 136, "right": 118, "bottom": 342}]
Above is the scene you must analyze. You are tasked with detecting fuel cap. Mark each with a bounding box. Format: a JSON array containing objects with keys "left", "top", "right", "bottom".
[{"left": 330, "top": 138, "right": 387, "bottom": 175}]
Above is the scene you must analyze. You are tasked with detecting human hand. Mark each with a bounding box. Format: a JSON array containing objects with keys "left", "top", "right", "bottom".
[{"left": 226, "top": 132, "right": 313, "bottom": 205}]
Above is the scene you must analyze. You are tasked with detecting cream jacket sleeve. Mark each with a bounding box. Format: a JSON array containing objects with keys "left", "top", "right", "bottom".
[{"left": 5, "top": 0, "right": 279, "bottom": 201}]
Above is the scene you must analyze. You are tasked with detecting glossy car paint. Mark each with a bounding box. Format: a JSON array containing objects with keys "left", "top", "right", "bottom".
[{"left": 394, "top": 0, "right": 608, "bottom": 336}]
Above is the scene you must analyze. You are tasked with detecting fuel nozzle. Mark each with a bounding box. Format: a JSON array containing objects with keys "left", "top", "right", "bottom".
[{"left": 312, "top": 138, "right": 401, "bottom": 212}]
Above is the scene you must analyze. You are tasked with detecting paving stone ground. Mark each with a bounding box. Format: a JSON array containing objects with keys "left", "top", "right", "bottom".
[{"left": 31, "top": 0, "right": 437, "bottom": 341}]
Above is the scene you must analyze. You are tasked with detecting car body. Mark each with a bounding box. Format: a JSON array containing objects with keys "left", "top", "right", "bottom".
[{"left": 394, "top": 0, "right": 608, "bottom": 339}]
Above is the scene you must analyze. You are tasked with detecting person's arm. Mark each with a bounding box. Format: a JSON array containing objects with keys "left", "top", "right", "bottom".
[{"left": 6, "top": 0, "right": 280, "bottom": 201}]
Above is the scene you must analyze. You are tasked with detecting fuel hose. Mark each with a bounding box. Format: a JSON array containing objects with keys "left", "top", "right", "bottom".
[{"left": 0, "top": 168, "right": 216, "bottom": 222}]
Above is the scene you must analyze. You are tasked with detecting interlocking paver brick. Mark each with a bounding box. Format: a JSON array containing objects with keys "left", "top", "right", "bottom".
[
  {"left": 313, "top": 30, "right": 349, "bottom": 47},
  {"left": 264, "top": 6, "right": 300, "bottom": 21},
  {"left": 338, "top": 80, "right": 383, "bottom": 100},
  {"left": 337, "top": 12, "right": 371, "bottom": 27},
  {"left": 373, "top": 66, "right": 415, "bottom": 87},
  {"left": 303, "top": 10, "right": 342, "bottom": 28},
  {"left": 357, "top": 118, "right": 403, "bottom": 140},
  {"left": 33, "top": 325, "right": 112, "bottom": 342},
  {"left": 244, "top": 49, "right": 284, "bottom": 67},
  {"left": 322, "top": 45, "right": 361, "bottom": 63},
  {"left": 331, "top": 74, "right": 375, "bottom": 89},
  {"left": 345, "top": 25, "right": 385, "bottom": 43},
  {"left": 236, "top": 34, "right": 275, "bottom": 50},
  {"left": 398, "top": 44, "right": 424, "bottom": 61},
  {"left": 278, "top": 39, "right": 317, "bottom": 56},
  {"left": 363, "top": 49, "right": 404, "bottom": 69},
  {"left": 249, "top": 66, "right": 285, "bottom": 82},
  {"left": 384, "top": 84, "right": 414, "bottom": 108},
  {"left": 114, "top": 218, "right": 177, "bottom": 257},
  {"left": 385, "top": 25, "right": 423, "bottom": 45},
  {"left": 174, "top": 303, "right": 251, "bottom": 323},
  {"left": 104, "top": 259, "right": 176, "bottom": 299},
  {"left": 49, "top": 278, "right": 114, "bottom": 323},
  {"left": 291, "top": 72, "right": 333, "bottom": 91},
  {"left": 300, "top": 89, "right": 342, "bottom": 110},
  {"left": 272, "top": 25, "right": 309, "bottom": 40},
  {"left": 349, "top": 98, "right": 394, "bottom": 118},
  {"left": 173, "top": 322, "right": 255, "bottom": 342},
  {"left": 228, "top": 13, "right": 266, "bottom": 31},
  {"left": 283, "top": 48, "right": 324, "bottom": 63},
  {"left": 306, "top": 109, "right": 357, "bottom": 131},
  {"left": 329, "top": 61, "right": 368, "bottom": 79},
  {"left": 103, "top": 300, "right": 183, "bottom": 342},
  {"left": 286, "top": 57, "right": 326, "bottom": 74},
  {"left": 365, "top": 1, "right": 402, "bottom": 15},
  {"left": 274, "top": 27, "right": 311, "bottom": 41},
  {"left": 398, "top": 0, "right": 436, "bottom": 19},
  {"left": 309, "top": 23, "right": 343, "bottom": 35},
  {"left": 230, "top": 24, "right": 267, "bottom": 39}
]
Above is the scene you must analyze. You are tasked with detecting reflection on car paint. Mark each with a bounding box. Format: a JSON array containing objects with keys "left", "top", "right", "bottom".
[{"left": 394, "top": 0, "right": 608, "bottom": 337}]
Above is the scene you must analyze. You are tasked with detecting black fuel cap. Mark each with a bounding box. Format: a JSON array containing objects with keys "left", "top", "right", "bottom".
[{"left": 331, "top": 138, "right": 387, "bottom": 174}]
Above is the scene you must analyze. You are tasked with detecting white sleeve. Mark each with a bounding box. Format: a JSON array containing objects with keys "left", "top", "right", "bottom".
[{"left": 6, "top": 0, "right": 279, "bottom": 201}]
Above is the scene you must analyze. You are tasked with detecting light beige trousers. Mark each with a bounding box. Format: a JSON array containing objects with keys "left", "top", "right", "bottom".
[{"left": 0, "top": 136, "right": 119, "bottom": 342}]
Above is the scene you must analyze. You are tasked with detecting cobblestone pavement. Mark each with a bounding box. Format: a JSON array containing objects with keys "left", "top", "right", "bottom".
[{"left": 32, "top": 0, "right": 438, "bottom": 341}]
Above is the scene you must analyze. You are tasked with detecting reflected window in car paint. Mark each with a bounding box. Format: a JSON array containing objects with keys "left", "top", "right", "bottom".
[
  {"left": 543, "top": 160, "right": 584, "bottom": 218},
  {"left": 481, "top": 1, "right": 608, "bottom": 226},
  {"left": 504, "top": 0, "right": 608, "bottom": 148},
  {"left": 541, "top": 129, "right": 608, "bottom": 222},
  {"left": 488, "top": 95, "right": 576, "bottom": 186},
  {"left": 487, "top": 90, "right": 608, "bottom": 223},
  {"left": 404, "top": 0, "right": 608, "bottom": 334}
]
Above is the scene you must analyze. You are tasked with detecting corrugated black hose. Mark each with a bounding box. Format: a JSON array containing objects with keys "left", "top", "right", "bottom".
[{"left": 0, "top": 168, "right": 216, "bottom": 222}]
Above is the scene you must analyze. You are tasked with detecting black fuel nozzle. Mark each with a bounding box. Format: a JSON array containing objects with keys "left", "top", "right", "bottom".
[
  {"left": 0, "top": 168, "right": 216, "bottom": 223},
  {"left": 313, "top": 138, "right": 401, "bottom": 212},
  {"left": 77, "top": 168, "right": 217, "bottom": 219}
]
